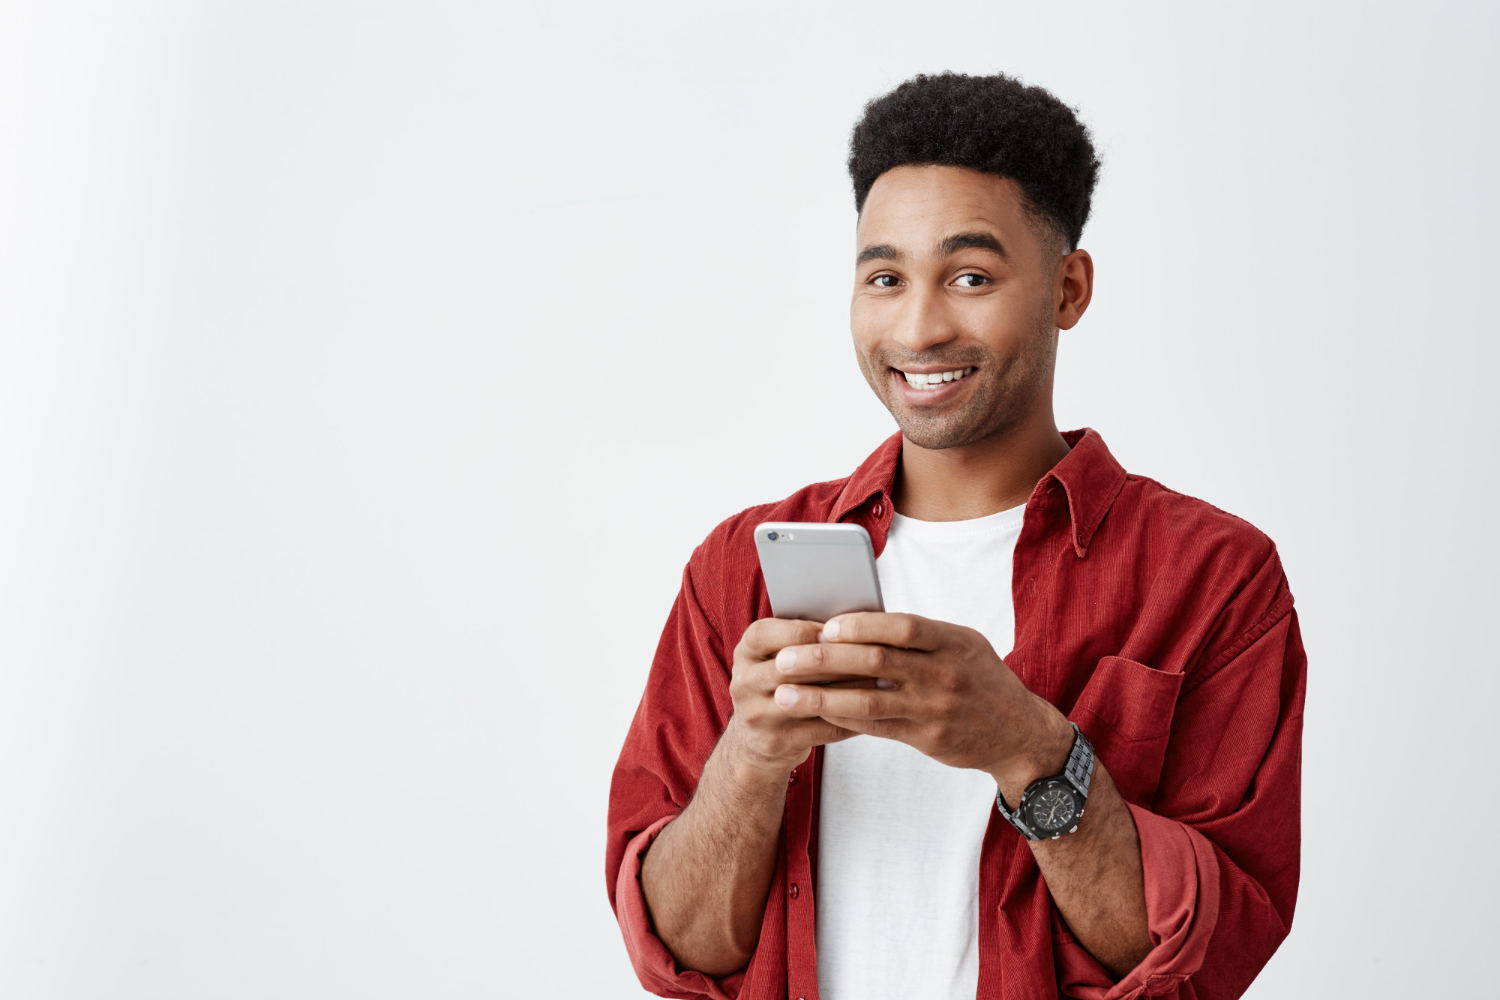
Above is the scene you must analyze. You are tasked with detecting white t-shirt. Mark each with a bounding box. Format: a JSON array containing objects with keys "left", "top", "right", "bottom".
[{"left": 815, "top": 504, "right": 1026, "bottom": 1000}]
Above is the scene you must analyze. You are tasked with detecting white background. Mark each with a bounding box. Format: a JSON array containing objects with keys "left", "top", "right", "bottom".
[{"left": 1, "top": 1, "right": 1495, "bottom": 996}]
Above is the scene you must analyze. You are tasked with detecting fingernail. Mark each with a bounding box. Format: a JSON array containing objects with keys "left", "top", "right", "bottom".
[
  {"left": 875, "top": 678, "right": 895, "bottom": 689},
  {"left": 775, "top": 686, "right": 797, "bottom": 707},
  {"left": 823, "top": 618, "right": 841, "bottom": 640},
  {"left": 776, "top": 648, "right": 796, "bottom": 672}
]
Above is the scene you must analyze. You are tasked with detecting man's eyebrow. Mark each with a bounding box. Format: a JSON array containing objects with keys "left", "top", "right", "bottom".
[
  {"left": 937, "top": 231, "right": 1007, "bottom": 259},
  {"left": 856, "top": 243, "right": 900, "bottom": 265}
]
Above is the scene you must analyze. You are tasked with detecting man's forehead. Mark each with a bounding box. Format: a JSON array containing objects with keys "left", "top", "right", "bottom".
[
  {"left": 856, "top": 167, "right": 1030, "bottom": 248},
  {"left": 856, "top": 166, "right": 1046, "bottom": 261}
]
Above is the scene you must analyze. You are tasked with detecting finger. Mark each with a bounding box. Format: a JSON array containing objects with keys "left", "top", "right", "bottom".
[
  {"left": 822, "top": 611, "right": 945, "bottom": 651},
  {"left": 741, "top": 661, "right": 887, "bottom": 694},
  {"left": 822, "top": 715, "right": 908, "bottom": 741},
  {"left": 801, "top": 719, "right": 861, "bottom": 746},
  {"left": 739, "top": 617, "right": 826, "bottom": 659},
  {"left": 821, "top": 677, "right": 890, "bottom": 690},
  {"left": 773, "top": 683, "right": 903, "bottom": 720},
  {"left": 774, "top": 641, "right": 917, "bottom": 683}
]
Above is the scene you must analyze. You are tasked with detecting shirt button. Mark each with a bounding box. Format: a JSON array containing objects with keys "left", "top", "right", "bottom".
[
  {"left": 873, "top": 503, "right": 883, "bottom": 516},
  {"left": 788, "top": 769, "right": 799, "bottom": 785},
  {"left": 789, "top": 883, "right": 799, "bottom": 899}
]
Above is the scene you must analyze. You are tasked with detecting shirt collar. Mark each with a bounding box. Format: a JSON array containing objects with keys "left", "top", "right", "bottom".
[
  {"left": 1033, "top": 428, "right": 1129, "bottom": 556},
  {"left": 831, "top": 427, "right": 1128, "bottom": 558}
]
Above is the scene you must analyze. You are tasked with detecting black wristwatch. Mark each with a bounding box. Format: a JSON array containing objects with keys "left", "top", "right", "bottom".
[{"left": 995, "top": 722, "right": 1095, "bottom": 840}]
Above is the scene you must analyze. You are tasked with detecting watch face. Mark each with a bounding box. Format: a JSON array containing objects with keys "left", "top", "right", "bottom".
[{"left": 1024, "top": 780, "right": 1079, "bottom": 835}]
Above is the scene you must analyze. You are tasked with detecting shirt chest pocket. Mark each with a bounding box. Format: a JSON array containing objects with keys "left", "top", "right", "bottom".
[{"left": 1068, "top": 655, "right": 1184, "bottom": 805}]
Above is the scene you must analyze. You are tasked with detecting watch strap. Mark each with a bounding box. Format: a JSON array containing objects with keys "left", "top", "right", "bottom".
[{"left": 1063, "top": 722, "right": 1095, "bottom": 797}]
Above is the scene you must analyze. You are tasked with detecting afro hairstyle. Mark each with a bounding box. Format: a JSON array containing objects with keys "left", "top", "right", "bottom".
[{"left": 848, "top": 72, "right": 1101, "bottom": 252}]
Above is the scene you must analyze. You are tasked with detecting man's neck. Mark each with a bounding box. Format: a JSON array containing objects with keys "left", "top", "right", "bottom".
[{"left": 892, "top": 410, "right": 1071, "bottom": 522}]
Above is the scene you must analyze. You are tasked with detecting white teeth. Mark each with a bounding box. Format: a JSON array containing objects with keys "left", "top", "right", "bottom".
[{"left": 901, "top": 367, "right": 973, "bottom": 389}]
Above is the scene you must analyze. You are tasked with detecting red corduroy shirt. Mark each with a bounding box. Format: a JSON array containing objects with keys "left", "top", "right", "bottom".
[{"left": 607, "top": 429, "right": 1304, "bottom": 1000}]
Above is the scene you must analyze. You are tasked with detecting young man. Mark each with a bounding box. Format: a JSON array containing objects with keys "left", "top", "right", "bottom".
[{"left": 607, "top": 73, "right": 1303, "bottom": 1000}]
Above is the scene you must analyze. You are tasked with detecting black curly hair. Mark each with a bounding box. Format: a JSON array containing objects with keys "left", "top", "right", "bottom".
[{"left": 848, "top": 72, "right": 1101, "bottom": 252}]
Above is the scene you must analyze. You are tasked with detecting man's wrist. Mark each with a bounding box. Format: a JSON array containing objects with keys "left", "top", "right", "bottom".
[
  {"left": 719, "top": 718, "right": 802, "bottom": 787},
  {"left": 988, "top": 700, "right": 1076, "bottom": 810}
]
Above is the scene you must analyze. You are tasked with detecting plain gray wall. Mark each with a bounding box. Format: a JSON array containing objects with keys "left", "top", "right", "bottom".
[{"left": 0, "top": 1, "right": 1495, "bottom": 996}]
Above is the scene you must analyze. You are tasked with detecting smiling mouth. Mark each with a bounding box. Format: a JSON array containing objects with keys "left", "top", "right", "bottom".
[{"left": 893, "top": 366, "right": 976, "bottom": 390}]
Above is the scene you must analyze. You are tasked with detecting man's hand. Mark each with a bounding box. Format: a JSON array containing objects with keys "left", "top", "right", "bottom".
[
  {"left": 641, "top": 616, "right": 857, "bottom": 978},
  {"left": 723, "top": 617, "right": 864, "bottom": 775},
  {"left": 772, "top": 610, "right": 1152, "bottom": 977},
  {"left": 769, "top": 611, "right": 1075, "bottom": 803}
]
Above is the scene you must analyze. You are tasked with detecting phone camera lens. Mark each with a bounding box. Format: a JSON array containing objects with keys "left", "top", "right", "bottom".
[{"left": 767, "top": 531, "right": 779, "bottom": 541}]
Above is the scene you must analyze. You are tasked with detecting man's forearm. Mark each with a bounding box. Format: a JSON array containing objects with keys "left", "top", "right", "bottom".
[
  {"left": 992, "top": 710, "right": 1152, "bottom": 978},
  {"left": 1029, "top": 765, "right": 1151, "bottom": 977},
  {"left": 639, "top": 723, "right": 791, "bottom": 977}
]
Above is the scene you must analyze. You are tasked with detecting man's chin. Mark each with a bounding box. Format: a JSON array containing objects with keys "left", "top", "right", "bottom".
[
  {"left": 892, "top": 412, "right": 987, "bottom": 451},
  {"left": 867, "top": 378, "right": 1002, "bottom": 450}
]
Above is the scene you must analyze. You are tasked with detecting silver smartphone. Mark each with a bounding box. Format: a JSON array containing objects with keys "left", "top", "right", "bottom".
[{"left": 754, "top": 522, "right": 884, "bottom": 622}]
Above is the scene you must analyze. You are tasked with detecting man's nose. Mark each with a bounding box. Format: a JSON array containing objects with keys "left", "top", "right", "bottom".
[{"left": 892, "top": 284, "right": 960, "bottom": 354}]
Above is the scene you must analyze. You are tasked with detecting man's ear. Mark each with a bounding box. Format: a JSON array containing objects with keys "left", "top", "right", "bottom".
[{"left": 1055, "top": 249, "right": 1094, "bottom": 331}]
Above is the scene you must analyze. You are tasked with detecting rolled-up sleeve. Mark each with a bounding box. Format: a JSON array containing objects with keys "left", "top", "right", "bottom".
[
  {"left": 613, "top": 817, "right": 749, "bottom": 999},
  {"left": 606, "top": 557, "right": 765, "bottom": 998},
  {"left": 1058, "top": 606, "right": 1306, "bottom": 999}
]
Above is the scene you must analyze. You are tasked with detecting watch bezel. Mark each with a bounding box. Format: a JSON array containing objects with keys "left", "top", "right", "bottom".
[{"left": 1020, "top": 777, "right": 1084, "bottom": 838}]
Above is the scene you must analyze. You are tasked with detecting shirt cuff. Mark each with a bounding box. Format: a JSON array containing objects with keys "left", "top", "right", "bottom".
[
  {"left": 614, "top": 816, "right": 748, "bottom": 1000},
  {"left": 1056, "top": 804, "right": 1221, "bottom": 999}
]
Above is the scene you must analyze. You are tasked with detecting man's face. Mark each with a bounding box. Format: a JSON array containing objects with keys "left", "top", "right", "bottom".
[{"left": 851, "top": 165, "right": 1063, "bottom": 450}]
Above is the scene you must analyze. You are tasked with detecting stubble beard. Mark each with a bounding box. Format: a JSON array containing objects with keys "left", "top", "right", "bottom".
[{"left": 857, "top": 309, "right": 1058, "bottom": 451}]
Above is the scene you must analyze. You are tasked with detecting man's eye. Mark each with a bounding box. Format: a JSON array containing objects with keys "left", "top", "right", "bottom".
[
  {"left": 953, "top": 274, "right": 988, "bottom": 287},
  {"left": 871, "top": 275, "right": 899, "bottom": 288}
]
